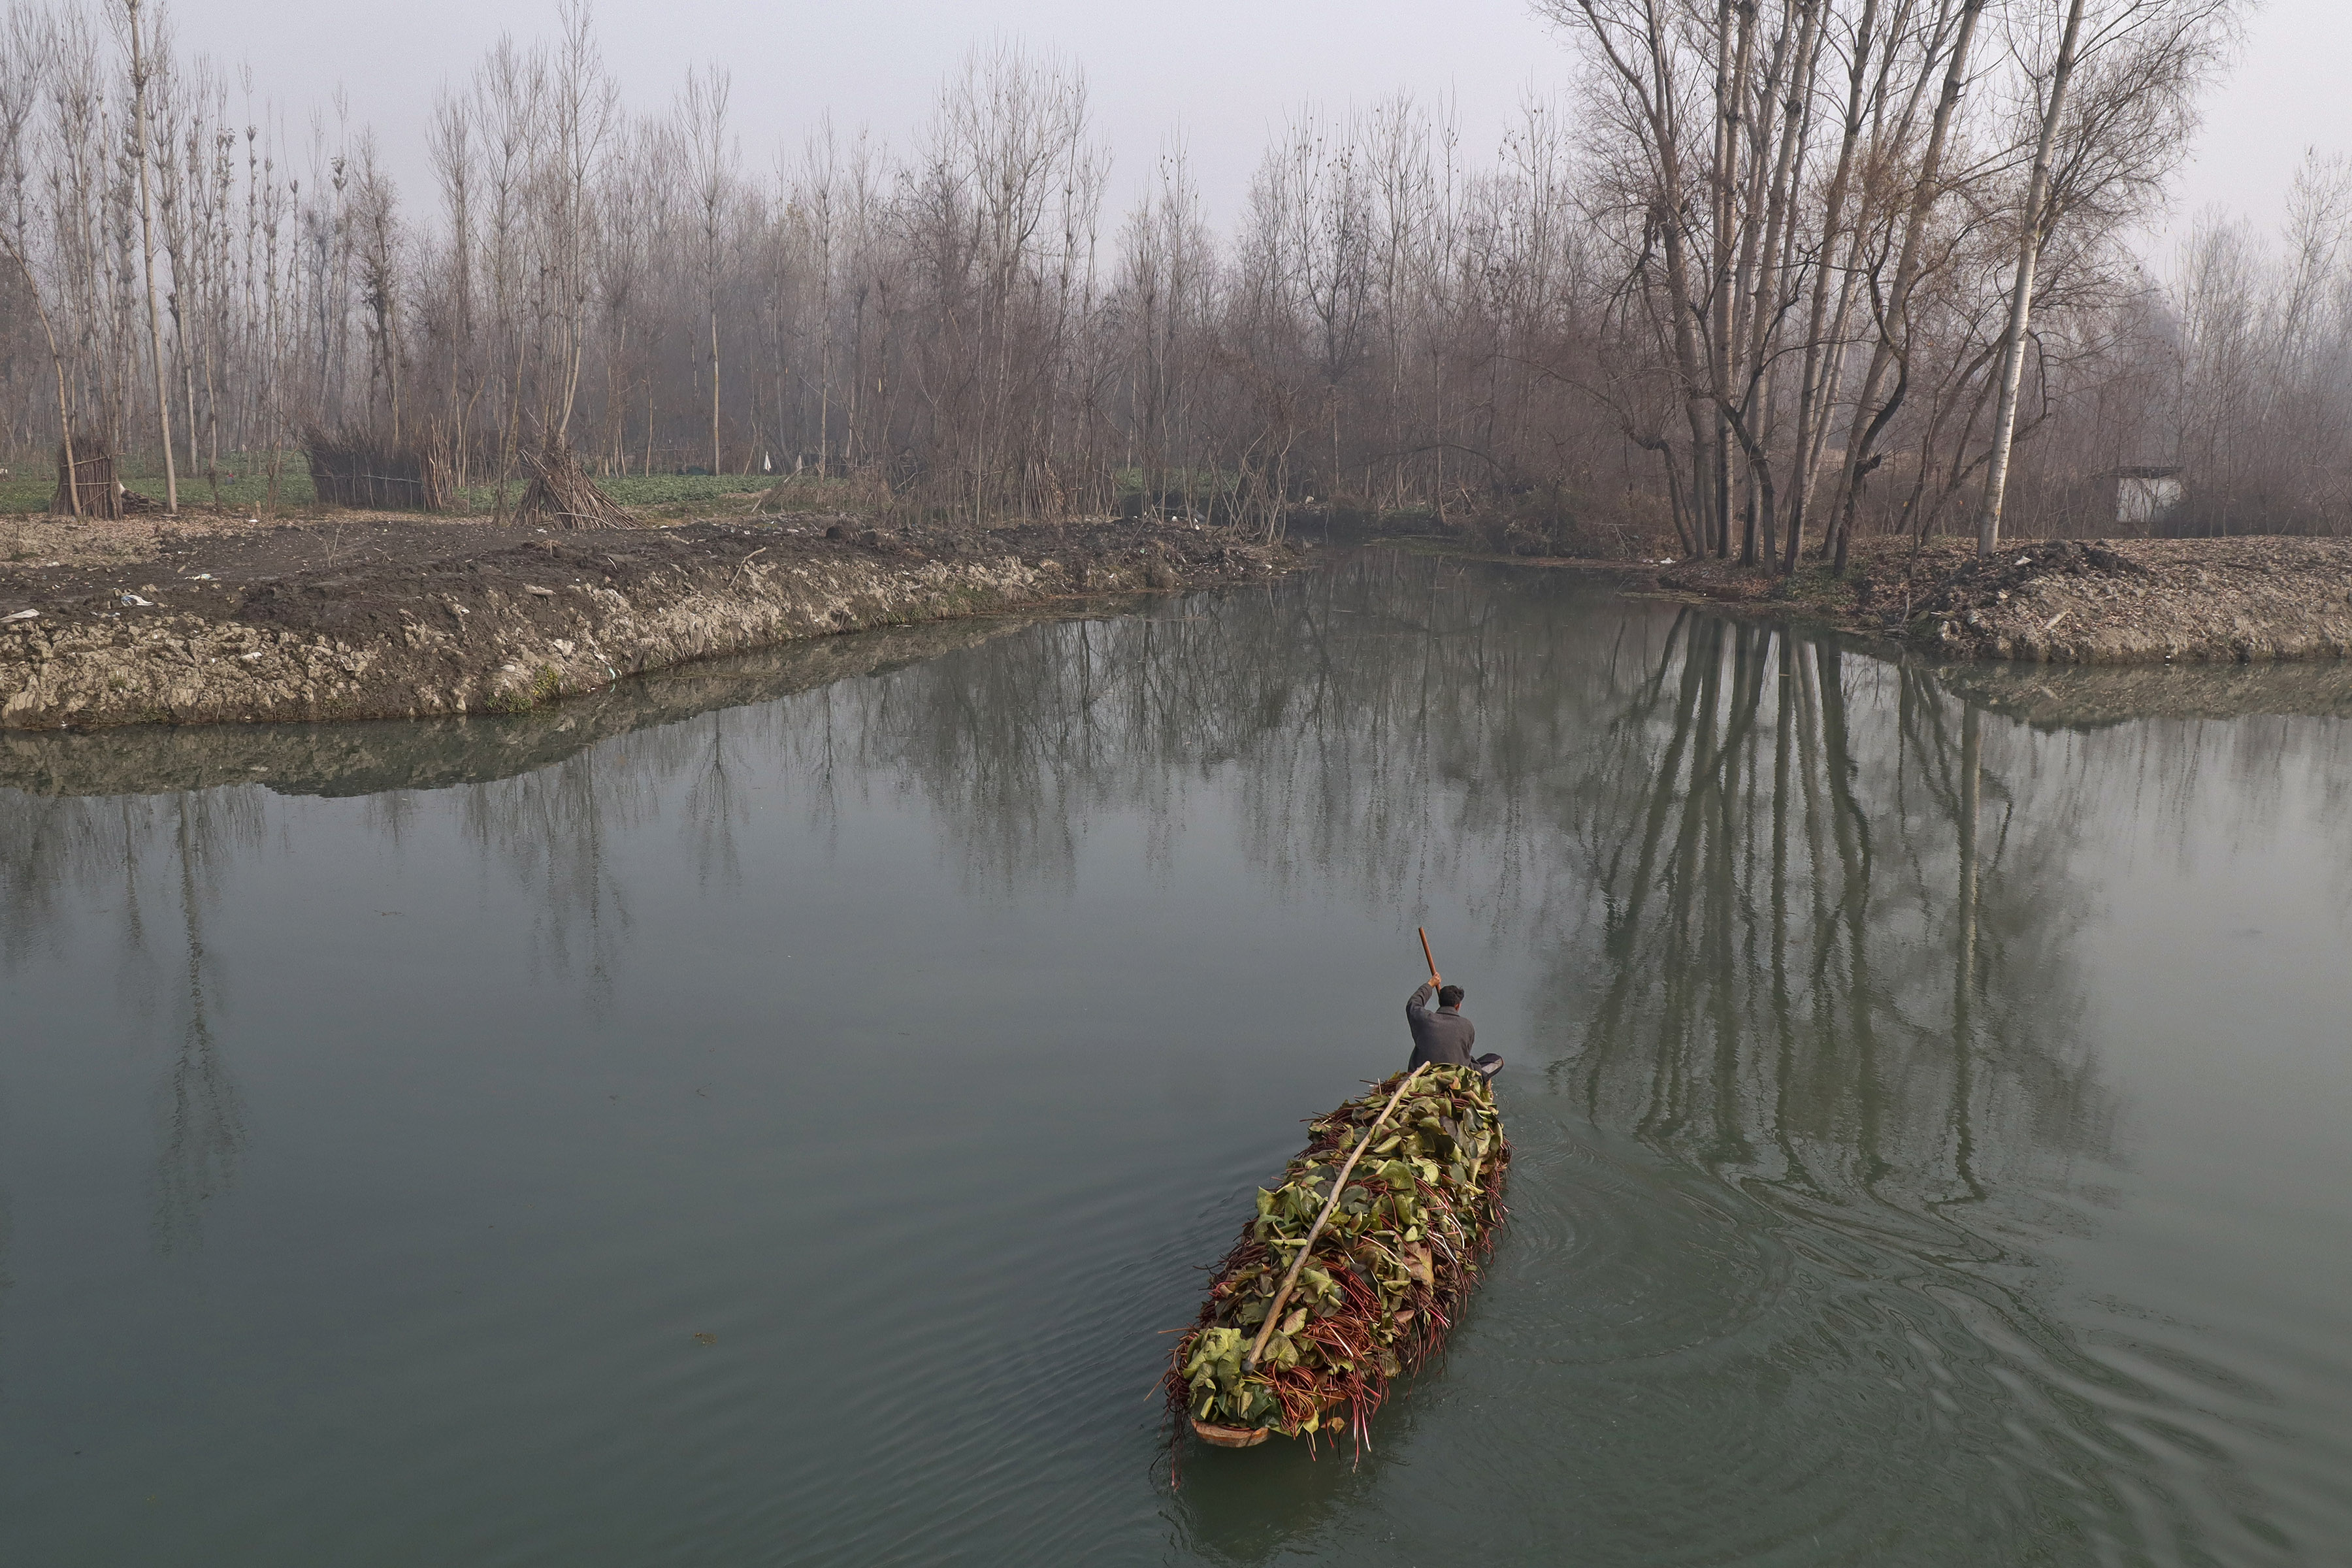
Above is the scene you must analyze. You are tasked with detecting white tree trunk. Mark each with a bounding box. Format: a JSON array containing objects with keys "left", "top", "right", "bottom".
[
  {"left": 125, "top": 0, "right": 177, "bottom": 514},
  {"left": 1976, "top": 0, "right": 2089, "bottom": 555}
]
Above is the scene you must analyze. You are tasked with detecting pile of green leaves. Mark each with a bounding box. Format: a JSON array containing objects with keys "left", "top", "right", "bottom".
[{"left": 1166, "top": 1063, "right": 1509, "bottom": 1454}]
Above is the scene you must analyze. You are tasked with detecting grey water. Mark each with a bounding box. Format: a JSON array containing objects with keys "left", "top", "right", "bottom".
[{"left": 3, "top": 555, "right": 2348, "bottom": 1566}]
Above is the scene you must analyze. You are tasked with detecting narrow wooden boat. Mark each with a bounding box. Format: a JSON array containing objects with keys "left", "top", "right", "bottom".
[{"left": 1164, "top": 1062, "right": 1509, "bottom": 1454}]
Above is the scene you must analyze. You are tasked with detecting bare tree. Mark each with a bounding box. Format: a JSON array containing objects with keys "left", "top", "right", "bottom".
[
  {"left": 679, "top": 62, "right": 732, "bottom": 474},
  {"left": 119, "top": 0, "right": 175, "bottom": 511},
  {"left": 541, "top": 0, "right": 615, "bottom": 443},
  {"left": 1976, "top": 0, "right": 2232, "bottom": 551},
  {"left": 0, "top": 3, "right": 78, "bottom": 512}
]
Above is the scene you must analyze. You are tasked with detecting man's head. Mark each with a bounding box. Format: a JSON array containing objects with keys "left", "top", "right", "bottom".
[{"left": 1437, "top": 984, "right": 1465, "bottom": 1009}]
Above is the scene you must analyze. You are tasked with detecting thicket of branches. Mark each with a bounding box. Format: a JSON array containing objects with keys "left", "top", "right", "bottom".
[{"left": 4, "top": 0, "right": 2330, "bottom": 559}]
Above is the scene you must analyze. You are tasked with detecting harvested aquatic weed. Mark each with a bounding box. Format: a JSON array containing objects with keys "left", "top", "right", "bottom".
[{"left": 1166, "top": 1063, "right": 1509, "bottom": 1458}]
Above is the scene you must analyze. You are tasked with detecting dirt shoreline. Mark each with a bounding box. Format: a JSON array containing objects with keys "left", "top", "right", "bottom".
[
  {"left": 8, "top": 516, "right": 2348, "bottom": 736},
  {"left": 0, "top": 513, "right": 1296, "bottom": 732},
  {"left": 1652, "top": 536, "right": 2352, "bottom": 662},
  {"left": 0, "top": 615, "right": 1064, "bottom": 798}
]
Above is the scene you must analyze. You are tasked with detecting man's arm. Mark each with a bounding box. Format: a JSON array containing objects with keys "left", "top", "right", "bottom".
[{"left": 1407, "top": 981, "right": 1434, "bottom": 1021}]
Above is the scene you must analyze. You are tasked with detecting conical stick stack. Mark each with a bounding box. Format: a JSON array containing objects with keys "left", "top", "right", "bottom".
[{"left": 514, "top": 438, "right": 634, "bottom": 529}]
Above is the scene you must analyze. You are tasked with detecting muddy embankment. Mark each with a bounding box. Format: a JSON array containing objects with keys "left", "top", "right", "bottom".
[
  {"left": 1660, "top": 536, "right": 2352, "bottom": 664},
  {"left": 1929, "top": 657, "right": 2352, "bottom": 731},
  {"left": 0, "top": 517, "right": 1294, "bottom": 734},
  {"left": 0, "top": 614, "right": 1060, "bottom": 799}
]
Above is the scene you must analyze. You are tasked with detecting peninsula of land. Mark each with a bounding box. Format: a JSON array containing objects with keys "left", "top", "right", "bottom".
[
  {"left": 1656, "top": 536, "right": 2352, "bottom": 664},
  {"left": 0, "top": 511, "right": 1294, "bottom": 732}
]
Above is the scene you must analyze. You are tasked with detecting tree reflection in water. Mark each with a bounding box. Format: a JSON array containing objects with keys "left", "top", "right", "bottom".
[
  {"left": 0, "top": 789, "right": 255, "bottom": 1252},
  {"left": 675, "top": 558, "right": 2120, "bottom": 1233},
  {"left": 1564, "top": 612, "right": 2114, "bottom": 1232},
  {"left": 0, "top": 558, "right": 2213, "bottom": 1270},
  {"left": 152, "top": 794, "right": 253, "bottom": 1252},
  {"left": 390, "top": 558, "right": 2121, "bottom": 1220},
  {"left": 457, "top": 749, "right": 653, "bottom": 1009}
]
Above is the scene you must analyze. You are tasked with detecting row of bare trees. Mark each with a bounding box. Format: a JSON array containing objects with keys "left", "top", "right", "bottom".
[
  {"left": 1552, "top": 0, "right": 2234, "bottom": 563},
  {"left": 0, "top": 0, "right": 2320, "bottom": 557}
]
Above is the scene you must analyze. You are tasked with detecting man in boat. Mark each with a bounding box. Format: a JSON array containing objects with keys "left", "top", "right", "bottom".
[{"left": 1407, "top": 975, "right": 1504, "bottom": 1081}]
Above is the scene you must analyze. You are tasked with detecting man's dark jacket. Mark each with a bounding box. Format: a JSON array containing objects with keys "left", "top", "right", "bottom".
[{"left": 1405, "top": 983, "right": 1475, "bottom": 1068}]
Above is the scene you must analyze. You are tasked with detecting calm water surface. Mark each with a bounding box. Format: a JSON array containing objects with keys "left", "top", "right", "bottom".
[{"left": 4, "top": 557, "right": 2348, "bottom": 1565}]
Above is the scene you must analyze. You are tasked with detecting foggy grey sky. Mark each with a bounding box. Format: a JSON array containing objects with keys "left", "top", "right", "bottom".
[{"left": 169, "top": 0, "right": 2348, "bottom": 267}]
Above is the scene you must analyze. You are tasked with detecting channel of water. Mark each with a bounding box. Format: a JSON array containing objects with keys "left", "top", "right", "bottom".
[{"left": 3, "top": 555, "right": 2345, "bottom": 1565}]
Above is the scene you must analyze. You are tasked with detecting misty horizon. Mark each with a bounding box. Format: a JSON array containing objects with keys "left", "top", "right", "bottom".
[{"left": 140, "top": 0, "right": 2352, "bottom": 272}]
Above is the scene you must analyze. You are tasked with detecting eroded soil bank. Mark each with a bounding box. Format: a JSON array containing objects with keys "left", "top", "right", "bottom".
[
  {"left": 0, "top": 515, "right": 1293, "bottom": 731},
  {"left": 1658, "top": 536, "right": 2352, "bottom": 662},
  {"left": 0, "top": 615, "right": 1045, "bottom": 797}
]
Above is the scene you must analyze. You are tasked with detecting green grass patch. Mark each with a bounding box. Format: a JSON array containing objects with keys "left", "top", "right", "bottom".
[
  {"left": 1, "top": 455, "right": 319, "bottom": 515},
  {"left": 0, "top": 474, "right": 52, "bottom": 514},
  {"left": 0, "top": 455, "right": 799, "bottom": 517}
]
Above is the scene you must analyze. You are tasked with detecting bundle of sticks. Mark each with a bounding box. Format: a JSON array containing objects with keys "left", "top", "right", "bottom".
[{"left": 514, "top": 438, "right": 634, "bottom": 529}]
